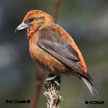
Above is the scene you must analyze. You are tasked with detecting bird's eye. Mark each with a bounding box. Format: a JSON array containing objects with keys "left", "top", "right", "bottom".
[{"left": 28, "top": 18, "right": 35, "bottom": 23}]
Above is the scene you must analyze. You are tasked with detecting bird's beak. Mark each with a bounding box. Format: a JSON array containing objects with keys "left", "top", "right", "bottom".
[{"left": 15, "top": 22, "right": 28, "bottom": 31}]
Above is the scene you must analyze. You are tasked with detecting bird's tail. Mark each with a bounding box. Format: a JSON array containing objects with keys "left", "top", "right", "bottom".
[{"left": 81, "top": 77, "right": 99, "bottom": 96}]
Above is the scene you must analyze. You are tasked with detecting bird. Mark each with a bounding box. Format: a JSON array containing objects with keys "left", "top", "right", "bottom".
[{"left": 16, "top": 10, "right": 98, "bottom": 96}]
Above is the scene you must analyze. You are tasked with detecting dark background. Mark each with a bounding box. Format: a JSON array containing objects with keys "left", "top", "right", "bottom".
[{"left": 0, "top": 0, "right": 108, "bottom": 108}]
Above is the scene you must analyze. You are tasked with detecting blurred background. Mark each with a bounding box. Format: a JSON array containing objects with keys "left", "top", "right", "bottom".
[{"left": 0, "top": 0, "right": 108, "bottom": 108}]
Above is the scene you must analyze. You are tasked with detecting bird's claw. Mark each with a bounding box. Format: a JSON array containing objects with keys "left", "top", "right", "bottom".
[{"left": 44, "top": 74, "right": 61, "bottom": 90}]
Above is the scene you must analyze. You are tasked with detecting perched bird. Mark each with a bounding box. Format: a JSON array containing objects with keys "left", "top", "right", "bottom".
[{"left": 16, "top": 10, "right": 98, "bottom": 95}]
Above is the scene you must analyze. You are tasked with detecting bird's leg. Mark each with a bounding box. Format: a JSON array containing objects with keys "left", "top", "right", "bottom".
[
  {"left": 45, "top": 75, "right": 57, "bottom": 82},
  {"left": 44, "top": 74, "right": 61, "bottom": 90}
]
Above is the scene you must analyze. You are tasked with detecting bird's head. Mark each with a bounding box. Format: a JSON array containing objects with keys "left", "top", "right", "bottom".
[{"left": 16, "top": 10, "right": 54, "bottom": 35}]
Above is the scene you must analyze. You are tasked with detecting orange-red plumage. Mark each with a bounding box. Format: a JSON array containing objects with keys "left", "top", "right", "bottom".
[{"left": 16, "top": 10, "right": 98, "bottom": 95}]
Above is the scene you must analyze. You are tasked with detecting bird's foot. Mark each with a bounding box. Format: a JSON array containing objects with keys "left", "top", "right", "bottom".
[{"left": 44, "top": 74, "right": 61, "bottom": 90}]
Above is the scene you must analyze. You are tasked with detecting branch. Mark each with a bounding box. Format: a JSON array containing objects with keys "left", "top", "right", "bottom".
[
  {"left": 53, "top": 0, "right": 62, "bottom": 23},
  {"left": 44, "top": 86, "right": 63, "bottom": 108},
  {"left": 31, "top": 69, "right": 45, "bottom": 108}
]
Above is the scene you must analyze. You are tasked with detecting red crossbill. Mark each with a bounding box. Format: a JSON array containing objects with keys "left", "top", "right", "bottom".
[{"left": 16, "top": 10, "right": 98, "bottom": 95}]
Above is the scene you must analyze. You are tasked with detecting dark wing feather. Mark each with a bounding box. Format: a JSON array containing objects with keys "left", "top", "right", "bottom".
[
  {"left": 37, "top": 26, "right": 91, "bottom": 80},
  {"left": 38, "top": 39, "right": 83, "bottom": 73},
  {"left": 40, "top": 40, "right": 79, "bottom": 61}
]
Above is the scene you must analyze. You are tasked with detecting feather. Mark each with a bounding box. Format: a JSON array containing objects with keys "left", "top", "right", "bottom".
[{"left": 81, "top": 77, "right": 99, "bottom": 96}]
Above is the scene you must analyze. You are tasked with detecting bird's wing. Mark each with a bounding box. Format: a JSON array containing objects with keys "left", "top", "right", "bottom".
[{"left": 37, "top": 23, "right": 92, "bottom": 81}]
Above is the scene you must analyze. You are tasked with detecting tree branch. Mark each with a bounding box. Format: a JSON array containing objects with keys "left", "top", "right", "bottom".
[
  {"left": 44, "top": 86, "right": 63, "bottom": 108},
  {"left": 53, "top": 0, "right": 62, "bottom": 23},
  {"left": 31, "top": 69, "right": 45, "bottom": 108}
]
